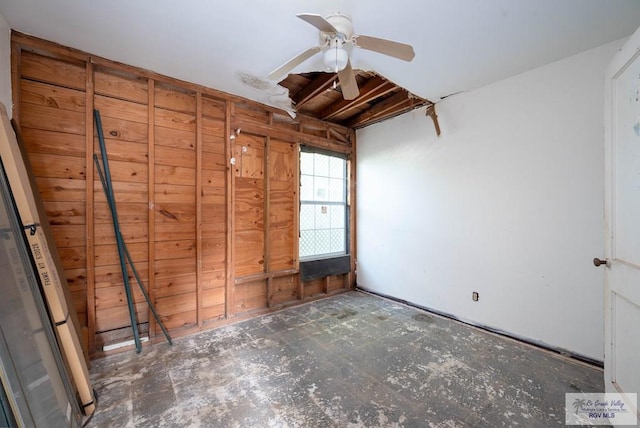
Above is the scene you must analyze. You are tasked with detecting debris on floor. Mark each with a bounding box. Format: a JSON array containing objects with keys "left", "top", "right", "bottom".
[{"left": 89, "top": 291, "right": 603, "bottom": 427}]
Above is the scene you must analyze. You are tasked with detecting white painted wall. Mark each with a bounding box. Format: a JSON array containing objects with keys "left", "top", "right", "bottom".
[
  {"left": 356, "top": 39, "right": 623, "bottom": 361},
  {"left": 0, "top": 12, "right": 11, "bottom": 115}
]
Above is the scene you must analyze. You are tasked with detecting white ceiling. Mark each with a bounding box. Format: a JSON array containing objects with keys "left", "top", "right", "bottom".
[{"left": 2, "top": 0, "right": 640, "bottom": 110}]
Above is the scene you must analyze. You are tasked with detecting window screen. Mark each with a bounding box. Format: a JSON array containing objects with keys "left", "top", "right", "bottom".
[{"left": 299, "top": 148, "right": 348, "bottom": 260}]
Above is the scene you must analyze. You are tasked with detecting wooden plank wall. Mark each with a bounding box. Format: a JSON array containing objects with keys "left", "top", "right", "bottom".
[{"left": 11, "top": 32, "right": 356, "bottom": 356}]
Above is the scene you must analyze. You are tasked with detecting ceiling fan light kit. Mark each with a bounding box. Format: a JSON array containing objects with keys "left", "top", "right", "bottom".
[
  {"left": 269, "top": 12, "right": 415, "bottom": 101},
  {"left": 324, "top": 38, "right": 349, "bottom": 72}
]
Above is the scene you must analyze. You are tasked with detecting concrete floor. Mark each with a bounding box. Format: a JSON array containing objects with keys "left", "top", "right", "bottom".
[{"left": 88, "top": 291, "right": 604, "bottom": 427}]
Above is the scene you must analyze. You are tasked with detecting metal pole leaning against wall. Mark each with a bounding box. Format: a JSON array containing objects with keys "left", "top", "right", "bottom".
[
  {"left": 93, "top": 109, "right": 142, "bottom": 353},
  {"left": 93, "top": 154, "right": 172, "bottom": 346}
]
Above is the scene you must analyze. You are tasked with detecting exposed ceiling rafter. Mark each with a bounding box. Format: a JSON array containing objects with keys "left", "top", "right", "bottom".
[
  {"left": 293, "top": 73, "right": 338, "bottom": 108},
  {"left": 278, "top": 70, "right": 434, "bottom": 131},
  {"left": 319, "top": 76, "right": 395, "bottom": 120}
]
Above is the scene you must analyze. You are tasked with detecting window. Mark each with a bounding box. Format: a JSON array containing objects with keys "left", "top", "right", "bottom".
[{"left": 299, "top": 148, "right": 348, "bottom": 260}]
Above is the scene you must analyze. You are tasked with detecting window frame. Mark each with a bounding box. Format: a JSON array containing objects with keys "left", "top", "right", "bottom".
[{"left": 298, "top": 145, "right": 351, "bottom": 280}]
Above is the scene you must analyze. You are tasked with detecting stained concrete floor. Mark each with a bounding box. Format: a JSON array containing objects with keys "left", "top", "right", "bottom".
[{"left": 88, "top": 291, "right": 604, "bottom": 427}]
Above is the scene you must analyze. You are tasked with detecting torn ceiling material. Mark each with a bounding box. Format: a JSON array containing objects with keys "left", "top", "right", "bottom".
[{"left": 277, "top": 70, "right": 433, "bottom": 129}]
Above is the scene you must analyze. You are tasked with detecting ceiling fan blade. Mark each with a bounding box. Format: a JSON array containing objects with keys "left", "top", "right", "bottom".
[
  {"left": 268, "top": 46, "right": 322, "bottom": 80},
  {"left": 338, "top": 60, "right": 359, "bottom": 100},
  {"left": 297, "top": 13, "right": 338, "bottom": 33},
  {"left": 353, "top": 35, "right": 415, "bottom": 61}
]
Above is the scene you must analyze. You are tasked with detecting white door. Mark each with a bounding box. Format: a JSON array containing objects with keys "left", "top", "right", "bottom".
[{"left": 603, "top": 25, "right": 640, "bottom": 415}]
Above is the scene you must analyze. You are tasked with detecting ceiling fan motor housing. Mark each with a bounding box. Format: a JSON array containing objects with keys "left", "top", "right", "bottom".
[{"left": 320, "top": 13, "right": 354, "bottom": 44}]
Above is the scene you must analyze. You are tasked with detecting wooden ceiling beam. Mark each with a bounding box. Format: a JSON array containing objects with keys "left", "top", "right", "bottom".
[
  {"left": 353, "top": 99, "right": 433, "bottom": 129},
  {"left": 293, "top": 73, "right": 338, "bottom": 108},
  {"left": 319, "top": 76, "right": 395, "bottom": 120},
  {"left": 280, "top": 70, "right": 433, "bottom": 130},
  {"left": 328, "top": 127, "right": 350, "bottom": 144},
  {"left": 345, "top": 90, "right": 413, "bottom": 128}
]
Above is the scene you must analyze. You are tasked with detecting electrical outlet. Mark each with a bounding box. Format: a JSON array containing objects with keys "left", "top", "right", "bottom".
[{"left": 472, "top": 292, "right": 479, "bottom": 301}]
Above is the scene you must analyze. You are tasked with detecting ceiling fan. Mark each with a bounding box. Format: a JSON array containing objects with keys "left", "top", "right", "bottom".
[{"left": 268, "top": 13, "right": 415, "bottom": 101}]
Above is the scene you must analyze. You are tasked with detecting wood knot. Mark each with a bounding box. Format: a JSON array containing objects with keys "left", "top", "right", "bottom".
[
  {"left": 46, "top": 98, "right": 59, "bottom": 108},
  {"left": 159, "top": 209, "right": 178, "bottom": 220}
]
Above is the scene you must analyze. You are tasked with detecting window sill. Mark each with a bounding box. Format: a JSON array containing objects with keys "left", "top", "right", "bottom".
[{"left": 300, "top": 255, "right": 351, "bottom": 282}]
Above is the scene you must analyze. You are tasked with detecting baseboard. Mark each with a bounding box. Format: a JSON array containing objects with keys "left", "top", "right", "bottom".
[{"left": 355, "top": 285, "right": 604, "bottom": 369}]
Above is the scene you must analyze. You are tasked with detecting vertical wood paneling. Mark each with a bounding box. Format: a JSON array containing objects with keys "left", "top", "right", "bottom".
[
  {"left": 93, "top": 73, "right": 150, "bottom": 338},
  {"left": 20, "top": 51, "right": 85, "bottom": 90},
  {"left": 264, "top": 135, "right": 271, "bottom": 308},
  {"left": 201, "top": 97, "right": 227, "bottom": 323},
  {"left": 85, "top": 61, "right": 96, "bottom": 355},
  {"left": 269, "top": 139, "right": 296, "bottom": 272},
  {"left": 304, "top": 278, "right": 324, "bottom": 297},
  {"left": 154, "top": 84, "right": 197, "bottom": 332},
  {"left": 271, "top": 275, "right": 299, "bottom": 305},
  {"left": 147, "top": 79, "right": 156, "bottom": 339},
  {"left": 12, "top": 34, "right": 355, "bottom": 355},
  {"left": 233, "top": 133, "right": 265, "bottom": 278},
  {"left": 18, "top": 52, "right": 89, "bottom": 333},
  {"left": 235, "top": 279, "right": 267, "bottom": 313},
  {"left": 94, "top": 68, "right": 148, "bottom": 104},
  {"left": 328, "top": 274, "right": 347, "bottom": 293},
  {"left": 225, "top": 101, "right": 235, "bottom": 319},
  {"left": 196, "top": 93, "right": 203, "bottom": 327},
  {"left": 10, "top": 38, "right": 21, "bottom": 123},
  {"left": 294, "top": 144, "right": 302, "bottom": 299}
]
